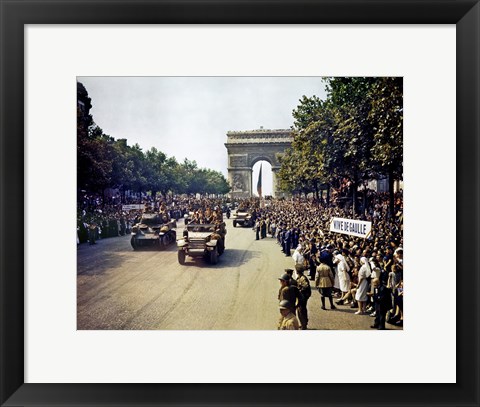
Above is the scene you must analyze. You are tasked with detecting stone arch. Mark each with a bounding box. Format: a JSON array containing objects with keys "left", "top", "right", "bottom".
[
  {"left": 250, "top": 155, "right": 274, "bottom": 168},
  {"left": 225, "top": 129, "right": 293, "bottom": 198}
]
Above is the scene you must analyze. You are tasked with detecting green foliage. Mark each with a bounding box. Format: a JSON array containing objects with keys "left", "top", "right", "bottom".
[
  {"left": 77, "top": 82, "right": 230, "bottom": 197},
  {"left": 368, "top": 77, "right": 403, "bottom": 178},
  {"left": 278, "top": 77, "right": 403, "bottom": 202}
]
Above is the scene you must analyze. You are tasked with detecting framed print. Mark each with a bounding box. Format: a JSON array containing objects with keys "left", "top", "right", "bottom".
[{"left": 1, "top": 1, "right": 479, "bottom": 406}]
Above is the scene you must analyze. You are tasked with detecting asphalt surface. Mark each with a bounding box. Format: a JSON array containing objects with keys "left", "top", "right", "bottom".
[{"left": 77, "top": 218, "right": 402, "bottom": 331}]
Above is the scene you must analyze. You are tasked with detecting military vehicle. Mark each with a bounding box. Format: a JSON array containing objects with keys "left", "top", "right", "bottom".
[
  {"left": 177, "top": 223, "right": 226, "bottom": 265},
  {"left": 232, "top": 209, "right": 253, "bottom": 227},
  {"left": 130, "top": 213, "right": 176, "bottom": 250}
]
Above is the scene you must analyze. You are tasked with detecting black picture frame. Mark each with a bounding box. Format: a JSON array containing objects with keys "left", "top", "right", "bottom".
[{"left": 1, "top": 1, "right": 478, "bottom": 406}]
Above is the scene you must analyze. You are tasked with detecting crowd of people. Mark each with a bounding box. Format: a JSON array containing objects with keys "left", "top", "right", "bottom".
[
  {"left": 240, "top": 193, "right": 404, "bottom": 331},
  {"left": 77, "top": 189, "right": 403, "bottom": 331},
  {"left": 77, "top": 192, "right": 230, "bottom": 244}
]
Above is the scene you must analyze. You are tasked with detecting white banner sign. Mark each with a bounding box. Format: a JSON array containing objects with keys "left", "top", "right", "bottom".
[
  {"left": 329, "top": 217, "right": 372, "bottom": 238},
  {"left": 122, "top": 204, "right": 145, "bottom": 211}
]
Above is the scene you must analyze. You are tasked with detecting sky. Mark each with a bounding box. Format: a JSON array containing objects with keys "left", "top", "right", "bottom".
[{"left": 78, "top": 77, "right": 327, "bottom": 195}]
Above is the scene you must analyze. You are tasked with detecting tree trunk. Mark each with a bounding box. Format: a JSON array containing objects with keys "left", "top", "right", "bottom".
[
  {"left": 363, "top": 187, "right": 367, "bottom": 216},
  {"left": 326, "top": 185, "right": 330, "bottom": 207},
  {"left": 352, "top": 178, "right": 358, "bottom": 216}
]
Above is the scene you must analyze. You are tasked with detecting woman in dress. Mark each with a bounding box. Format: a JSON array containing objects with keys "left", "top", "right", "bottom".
[
  {"left": 334, "top": 249, "right": 351, "bottom": 305},
  {"left": 354, "top": 256, "right": 372, "bottom": 315}
]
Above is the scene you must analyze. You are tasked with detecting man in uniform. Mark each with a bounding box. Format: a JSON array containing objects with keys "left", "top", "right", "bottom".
[
  {"left": 295, "top": 264, "right": 312, "bottom": 330},
  {"left": 255, "top": 219, "right": 260, "bottom": 240},
  {"left": 278, "top": 300, "right": 300, "bottom": 330},
  {"left": 315, "top": 253, "right": 337, "bottom": 310},
  {"left": 283, "top": 226, "right": 292, "bottom": 257},
  {"left": 284, "top": 268, "right": 297, "bottom": 287},
  {"left": 260, "top": 217, "right": 267, "bottom": 239},
  {"left": 370, "top": 278, "right": 392, "bottom": 330},
  {"left": 277, "top": 273, "right": 299, "bottom": 308}
]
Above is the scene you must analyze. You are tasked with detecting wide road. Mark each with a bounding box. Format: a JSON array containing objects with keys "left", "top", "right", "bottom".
[{"left": 77, "top": 218, "right": 401, "bottom": 330}]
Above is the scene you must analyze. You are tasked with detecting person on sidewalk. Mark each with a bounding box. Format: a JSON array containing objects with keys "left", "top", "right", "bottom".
[
  {"left": 278, "top": 300, "right": 300, "bottom": 330},
  {"left": 295, "top": 264, "right": 312, "bottom": 330},
  {"left": 370, "top": 278, "right": 392, "bottom": 330},
  {"left": 354, "top": 257, "right": 372, "bottom": 315},
  {"left": 315, "top": 253, "right": 337, "bottom": 311}
]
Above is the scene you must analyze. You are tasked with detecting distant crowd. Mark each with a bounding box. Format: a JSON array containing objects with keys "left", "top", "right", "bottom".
[{"left": 77, "top": 192, "right": 229, "bottom": 244}]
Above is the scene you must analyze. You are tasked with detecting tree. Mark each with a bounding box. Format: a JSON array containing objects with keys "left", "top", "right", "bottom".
[
  {"left": 368, "top": 77, "right": 403, "bottom": 215},
  {"left": 76, "top": 81, "right": 232, "bottom": 199},
  {"left": 278, "top": 77, "right": 403, "bottom": 215},
  {"left": 324, "top": 77, "right": 377, "bottom": 213}
]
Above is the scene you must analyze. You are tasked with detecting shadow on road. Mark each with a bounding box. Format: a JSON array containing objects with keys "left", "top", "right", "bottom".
[
  {"left": 214, "top": 248, "right": 262, "bottom": 269},
  {"left": 178, "top": 248, "right": 262, "bottom": 269}
]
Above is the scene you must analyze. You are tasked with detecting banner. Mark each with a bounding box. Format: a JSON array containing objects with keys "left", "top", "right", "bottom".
[
  {"left": 122, "top": 204, "right": 145, "bottom": 211},
  {"left": 329, "top": 217, "right": 372, "bottom": 239}
]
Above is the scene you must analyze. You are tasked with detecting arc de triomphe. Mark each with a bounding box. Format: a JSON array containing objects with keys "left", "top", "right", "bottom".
[{"left": 224, "top": 128, "right": 293, "bottom": 198}]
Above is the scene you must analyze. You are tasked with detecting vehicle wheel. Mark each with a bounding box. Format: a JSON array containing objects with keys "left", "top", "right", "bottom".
[
  {"left": 233, "top": 220, "right": 237, "bottom": 227},
  {"left": 210, "top": 248, "right": 218, "bottom": 264},
  {"left": 178, "top": 250, "right": 186, "bottom": 265},
  {"left": 131, "top": 236, "right": 137, "bottom": 250},
  {"left": 218, "top": 240, "right": 225, "bottom": 255}
]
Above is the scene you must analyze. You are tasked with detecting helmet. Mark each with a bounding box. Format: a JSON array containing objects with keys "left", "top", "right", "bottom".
[
  {"left": 279, "top": 300, "right": 293, "bottom": 310},
  {"left": 295, "top": 264, "right": 305, "bottom": 273}
]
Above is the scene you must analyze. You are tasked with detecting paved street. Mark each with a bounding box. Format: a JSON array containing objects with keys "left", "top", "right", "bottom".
[{"left": 77, "top": 218, "right": 401, "bottom": 330}]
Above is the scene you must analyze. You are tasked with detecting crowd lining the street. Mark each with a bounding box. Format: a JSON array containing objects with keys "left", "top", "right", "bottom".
[
  {"left": 245, "top": 193, "right": 404, "bottom": 331},
  {"left": 77, "top": 190, "right": 403, "bottom": 331}
]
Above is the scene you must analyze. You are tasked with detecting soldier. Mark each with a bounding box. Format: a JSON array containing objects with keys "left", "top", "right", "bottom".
[
  {"left": 278, "top": 300, "right": 300, "bottom": 330},
  {"left": 159, "top": 202, "right": 170, "bottom": 223},
  {"left": 320, "top": 244, "right": 335, "bottom": 273},
  {"left": 315, "top": 253, "right": 337, "bottom": 310},
  {"left": 213, "top": 218, "right": 226, "bottom": 255},
  {"left": 204, "top": 207, "right": 213, "bottom": 223},
  {"left": 278, "top": 273, "right": 291, "bottom": 301},
  {"left": 295, "top": 264, "right": 311, "bottom": 330},
  {"left": 260, "top": 217, "right": 267, "bottom": 239},
  {"left": 278, "top": 271, "right": 300, "bottom": 313},
  {"left": 283, "top": 226, "right": 292, "bottom": 257},
  {"left": 370, "top": 278, "right": 392, "bottom": 330},
  {"left": 284, "top": 268, "right": 297, "bottom": 287},
  {"left": 144, "top": 202, "right": 154, "bottom": 214}
]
